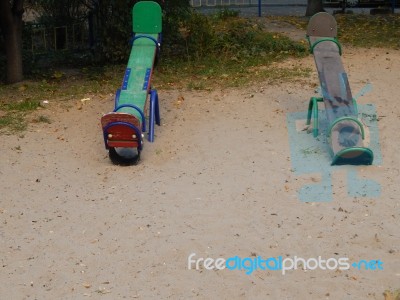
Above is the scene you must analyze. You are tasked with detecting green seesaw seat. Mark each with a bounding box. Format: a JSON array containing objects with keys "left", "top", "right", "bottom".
[
  {"left": 101, "top": 1, "right": 162, "bottom": 165},
  {"left": 306, "top": 12, "right": 373, "bottom": 165}
]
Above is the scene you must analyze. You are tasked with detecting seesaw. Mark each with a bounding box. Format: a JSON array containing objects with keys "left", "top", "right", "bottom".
[
  {"left": 306, "top": 12, "right": 373, "bottom": 165},
  {"left": 101, "top": 1, "right": 162, "bottom": 165}
]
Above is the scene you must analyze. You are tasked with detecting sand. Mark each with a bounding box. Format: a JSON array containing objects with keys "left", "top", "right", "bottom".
[{"left": 0, "top": 46, "right": 399, "bottom": 299}]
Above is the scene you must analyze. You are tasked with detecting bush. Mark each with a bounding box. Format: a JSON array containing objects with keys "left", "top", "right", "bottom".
[
  {"left": 167, "top": 12, "right": 306, "bottom": 63},
  {"left": 94, "top": 0, "right": 191, "bottom": 63}
]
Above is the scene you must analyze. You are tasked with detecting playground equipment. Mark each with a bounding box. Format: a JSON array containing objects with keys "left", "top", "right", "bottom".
[
  {"left": 101, "top": 1, "right": 162, "bottom": 165},
  {"left": 306, "top": 12, "right": 373, "bottom": 165}
]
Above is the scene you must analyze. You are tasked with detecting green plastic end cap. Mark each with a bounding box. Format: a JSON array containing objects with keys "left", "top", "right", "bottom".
[{"left": 132, "top": 1, "right": 162, "bottom": 34}]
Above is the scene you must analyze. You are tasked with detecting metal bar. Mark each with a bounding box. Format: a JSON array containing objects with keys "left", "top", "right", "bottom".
[
  {"left": 148, "top": 90, "right": 156, "bottom": 142},
  {"left": 155, "top": 92, "right": 160, "bottom": 126}
]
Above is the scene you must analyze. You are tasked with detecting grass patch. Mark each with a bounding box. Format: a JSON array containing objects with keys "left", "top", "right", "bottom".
[
  {"left": 35, "top": 115, "right": 52, "bottom": 124},
  {"left": 0, "top": 66, "right": 122, "bottom": 106},
  {"left": 156, "top": 57, "right": 311, "bottom": 90},
  {"left": 0, "top": 98, "right": 41, "bottom": 133},
  {"left": 336, "top": 14, "right": 400, "bottom": 48},
  {"left": 0, "top": 112, "right": 27, "bottom": 133},
  {"left": 0, "top": 66, "right": 123, "bottom": 133},
  {"left": 5, "top": 99, "right": 40, "bottom": 111},
  {"left": 156, "top": 12, "right": 308, "bottom": 90},
  {"left": 0, "top": 66, "right": 123, "bottom": 132},
  {"left": 273, "top": 14, "right": 400, "bottom": 49}
]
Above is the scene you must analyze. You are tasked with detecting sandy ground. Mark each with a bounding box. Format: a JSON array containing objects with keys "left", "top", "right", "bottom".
[{"left": 1, "top": 44, "right": 400, "bottom": 299}]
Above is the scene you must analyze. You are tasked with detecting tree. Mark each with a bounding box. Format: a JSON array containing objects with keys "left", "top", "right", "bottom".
[
  {"left": 0, "top": 0, "right": 191, "bottom": 82},
  {"left": 0, "top": 0, "right": 24, "bottom": 83},
  {"left": 305, "top": 0, "right": 325, "bottom": 16},
  {"left": 88, "top": 0, "right": 191, "bottom": 62},
  {"left": 31, "top": 0, "right": 88, "bottom": 25}
]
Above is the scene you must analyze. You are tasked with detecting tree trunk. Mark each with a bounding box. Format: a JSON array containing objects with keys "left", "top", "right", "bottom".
[
  {"left": 305, "top": 0, "right": 325, "bottom": 16},
  {"left": 0, "top": 0, "right": 24, "bottom": 84}
]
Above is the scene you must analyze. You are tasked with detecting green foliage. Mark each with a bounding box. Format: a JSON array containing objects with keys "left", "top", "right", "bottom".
[
  {"left": 94, "top": 0, "right": 191, "bottom": 63},
  {"left": 29, "top": 0, "right": 88, "bottom": 25},
  {"left": 214, "top": 8, "right": 240, "bottom": 19},
  {"left": 170, "top": 13, "right": 306, "bottom": 62},
  {"left": 94, "top": 0, "right": 134, "bottom": 62},
  {"left": 156, "top": 13, "right": 308, "bottom": 90},
  {"left": 0, "top": 113, "right": 27, "bottom": 132},
  {"left": 5, "top": 100, "right": 40, "bottom": 111}
]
